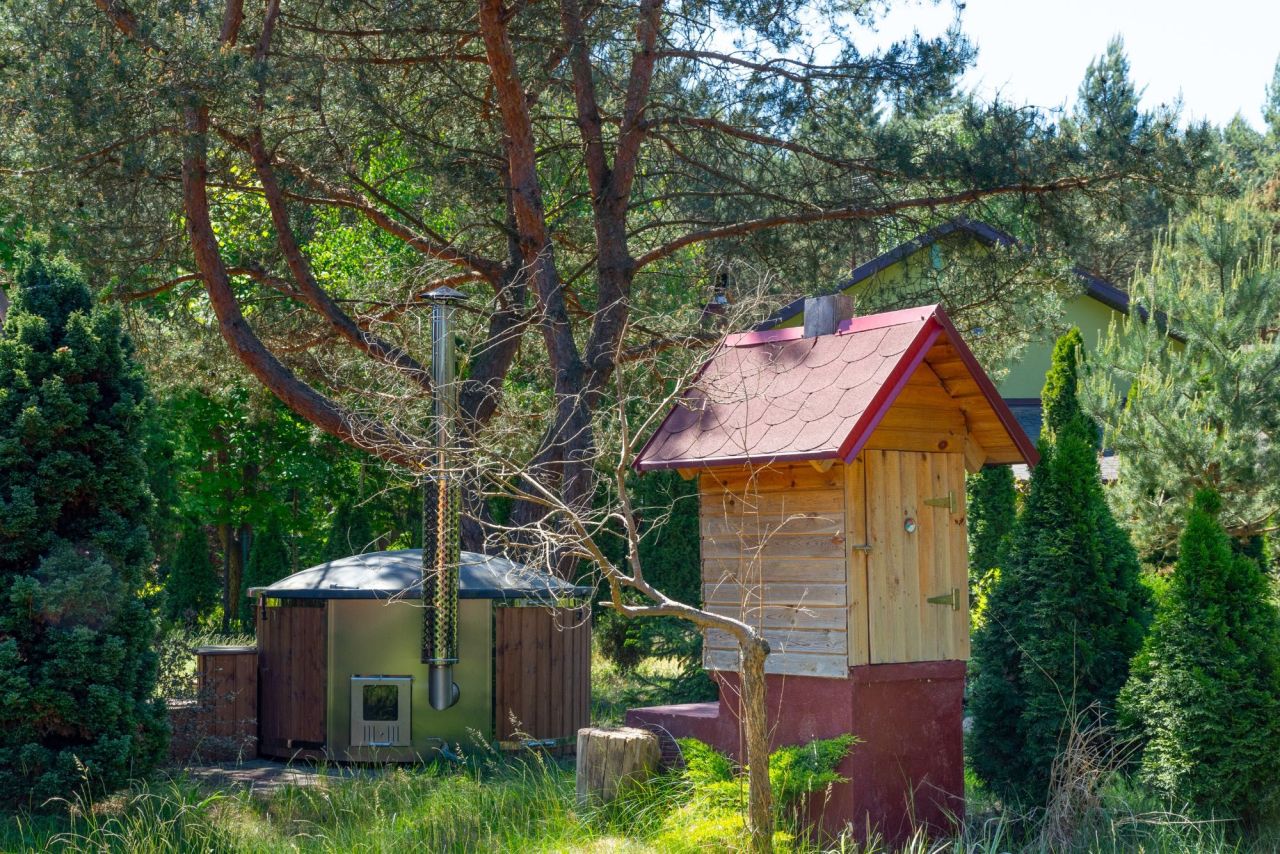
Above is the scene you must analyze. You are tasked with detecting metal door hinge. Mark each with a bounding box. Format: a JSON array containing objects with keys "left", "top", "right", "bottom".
[
  {"left": 927, "top": 588, "right": 961, "bottom": 611},
  {"left": 923, "top": 491, "right": 957, "bottom": 513}
]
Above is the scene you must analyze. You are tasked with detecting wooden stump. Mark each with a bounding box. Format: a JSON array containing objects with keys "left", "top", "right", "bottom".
[{"left": 575, "top": 726, "right": 661, "bottom": 806}]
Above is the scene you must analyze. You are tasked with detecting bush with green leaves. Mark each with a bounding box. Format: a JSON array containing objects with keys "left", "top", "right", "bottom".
[
  {"left": 321, "top": 499, "right": 376, "bottom": 562},
  {"left": 1120, "top": 489, "right": 1280, "bottom": 824},
  {"left": 0, "top": 250, "right": 165, "bottom": 807},
  {"left": 596, "top": 469, "right": 703, "bottom": 673},
  {"left": 648, "top": 735, "right": 858, "bottom": 851},
  {"left": 968, "top": 329, "right": 1149, "bottom": 804}
]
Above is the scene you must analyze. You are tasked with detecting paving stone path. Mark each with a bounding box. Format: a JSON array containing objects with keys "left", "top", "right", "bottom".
[{"left": 183, "top": 759, "right": 385, "bottom": 795}]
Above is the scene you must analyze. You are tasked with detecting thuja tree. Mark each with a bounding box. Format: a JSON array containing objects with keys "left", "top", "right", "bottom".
[
  {"left": 1120, "top": 490, "right": 1280, "bottom": 824},
  {"left": 969, "top": 329, "right": 1148, "bottom": 803},
  {"left": 162, "top": 519, "right": 219, "bottom": 624},
  {"left": 241, "top": 514, "right": 292, "bottom": 627},
  {"left": 1085, "top": 201, "right": 1280, "bottom": 556},
  {"left": 967, "top": 466, "right": 1016, "bottom": 574},
  {"left": 0, "top": 251, "right": 165, "bottom": 806}
]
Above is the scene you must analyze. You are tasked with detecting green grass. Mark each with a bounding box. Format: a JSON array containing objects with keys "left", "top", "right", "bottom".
[
  {"left": 591, "top": 649, "right": 690, "bottom": 725},
  {"left": 2, "top": 756, "right": 1275, "bottom": 853},
  {"left": 3, "top": 652, "right": 1278, "bottom": 852}
]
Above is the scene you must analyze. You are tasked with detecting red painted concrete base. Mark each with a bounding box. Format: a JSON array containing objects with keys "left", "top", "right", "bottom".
[{"left": 626, "top": 660, "right": 966, "bottom": 844}]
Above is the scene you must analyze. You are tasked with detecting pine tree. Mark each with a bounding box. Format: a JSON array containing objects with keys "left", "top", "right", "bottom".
[
  {"left": 0, "top": 250, "right": 165, "bottom": 806},
  {"left": 163, "top": 519, "right": 218, "bottom": 624},
  {"left": 1265, "top": 57, "right": 1280, "bottom": 142},
  {"left": 242, "top": 515, "right": 293, "bottom": 625},
  {"left": 1120, "top": 490, "right": 1280, "bottom": 823},
  {"left": 1057, "top": 36, "right": 1178, "bottom": 285},
  {"left": 969, "top": 329, "right": 1148, "bottom": 803},
  {"left": 1086, "top": 201, "right": 1280, "bottom": 555}
]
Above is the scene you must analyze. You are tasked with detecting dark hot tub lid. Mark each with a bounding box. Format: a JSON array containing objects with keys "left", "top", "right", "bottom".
[{"left": 249, "top": 549, "right": 592, "bottom": 602}]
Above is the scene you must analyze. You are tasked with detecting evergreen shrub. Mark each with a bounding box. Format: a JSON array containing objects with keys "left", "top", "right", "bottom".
[
  {"left": 242, "top": 515, "right": 293, "bottom": 626},
  {"left": 596, "top": 469, "right": 703, "bottom": 673},
  {"left": 162, "top": 519, "right": 218, "bottom": 624},
  {"left": 321, "top": 500, "right": 375, "bottom": 562},
  {"left": 1120, "top": 489, "right": 1280, "bottom": 824},
  {"left": 0, "top": 251, "right": 165, "bottom": 806},
  {"left": 968, "top": 329, "right": 1148, "bottom": 804}
]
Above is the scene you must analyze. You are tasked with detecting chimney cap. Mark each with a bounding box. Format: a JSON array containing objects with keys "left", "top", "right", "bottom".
[{"left": 421, "top": 286, "right": 468, "bottom": 303}]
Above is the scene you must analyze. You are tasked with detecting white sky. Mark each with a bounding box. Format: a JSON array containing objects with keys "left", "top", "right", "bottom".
[{"left": 851, "top": 0, "right": 1280, "bottom": 128}]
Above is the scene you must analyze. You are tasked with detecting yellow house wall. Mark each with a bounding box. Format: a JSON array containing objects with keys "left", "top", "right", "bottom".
[
  {"left": 997, "top": 295, "right": 1123, "bottom": 399},
  {"left": 779, "top": 236, "right": 1163, "bottom": 401}
]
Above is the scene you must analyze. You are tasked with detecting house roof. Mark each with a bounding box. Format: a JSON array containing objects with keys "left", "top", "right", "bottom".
[
  {"left": 634, "top": 304, "right": 1038, "bottom": 472},
  {"left": 754, "top": 217, "right": 1141, "bottom": 331},
  {"left": 249, "top": 549, "right": 592, "bottom": 601}
]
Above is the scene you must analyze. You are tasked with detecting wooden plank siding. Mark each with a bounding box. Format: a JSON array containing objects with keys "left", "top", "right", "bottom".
[
  {"left": 196, "top": 648, "right": 258, "bottom": 740},
  {"left": 694, "top": 359, "right": 978, "bottom": 675},
  {"left": 862, "top": 449, "right": 969, "bottom": 664},
  {"left": 257, "top": 600, "right": 327, "bottom": 757},
  {"left": 699, "top": 463, "right": 850, "bottom": 678},
  {"left": 493, "top": 605, "right": 591, "bottom": 750}
]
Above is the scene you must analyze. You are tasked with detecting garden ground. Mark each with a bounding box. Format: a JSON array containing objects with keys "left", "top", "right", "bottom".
[{"left": 3, "top": 652, "right": 1279, "bottom": 853}]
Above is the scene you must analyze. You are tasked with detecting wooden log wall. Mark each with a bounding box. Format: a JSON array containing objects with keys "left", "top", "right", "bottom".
[
  {"left": 493, "top": 604, "right": 591, "bottom": 750},
  {"left": 257, "top": 599, "right": 328, "bottom": 757},
  {"left": 700, "top": 463, "right": 851, "bottom": 678}
]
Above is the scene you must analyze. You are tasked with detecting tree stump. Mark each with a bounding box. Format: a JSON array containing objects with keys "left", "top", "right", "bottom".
[{"left": 575, "top": 726, "right": 661, "bottom": 806}]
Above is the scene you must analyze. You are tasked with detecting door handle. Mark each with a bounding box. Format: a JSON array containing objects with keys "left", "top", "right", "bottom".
[{"left": 926, "top": 588, "right": 960, "bottom": 611}]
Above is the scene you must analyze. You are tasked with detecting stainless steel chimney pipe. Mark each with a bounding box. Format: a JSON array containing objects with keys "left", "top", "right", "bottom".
[{"left": 422, "top": 286, "right": 466, "bottom": 711}]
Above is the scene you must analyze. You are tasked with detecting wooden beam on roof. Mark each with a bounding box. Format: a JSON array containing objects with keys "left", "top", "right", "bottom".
[{"left": 963, "top": 433, "right": 988, "bottom": 473}]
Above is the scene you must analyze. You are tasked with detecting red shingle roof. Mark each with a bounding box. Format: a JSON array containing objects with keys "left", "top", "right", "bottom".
[{"left": 634, "top": 304, "right": 1037, "bottom": 471}]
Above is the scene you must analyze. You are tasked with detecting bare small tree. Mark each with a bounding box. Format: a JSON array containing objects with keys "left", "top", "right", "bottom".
[{"left": 428, "top": 280, "right": 796, "bottom": 852}]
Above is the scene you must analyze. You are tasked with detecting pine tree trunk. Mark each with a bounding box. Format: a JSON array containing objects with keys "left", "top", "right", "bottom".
[{"left": 740, "top": 636, "right": 774, "bottom": 854}]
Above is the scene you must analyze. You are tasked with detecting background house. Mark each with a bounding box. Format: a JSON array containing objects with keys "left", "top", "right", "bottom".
[{"left": 758, "top": 218, "right": 1152, "bottom": 478}]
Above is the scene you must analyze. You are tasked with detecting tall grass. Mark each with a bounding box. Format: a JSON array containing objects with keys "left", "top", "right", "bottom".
[
  {"left": 5, "top": 754, "right": 605, "bottom": 853},
  {"left": 3, "top": 755, "right": 1274, "bottom": 853}
]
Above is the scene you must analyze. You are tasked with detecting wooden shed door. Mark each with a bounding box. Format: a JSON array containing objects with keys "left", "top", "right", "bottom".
[
  {"left": 257, "top": 600, "right": 327, "bottom": 753},
  {"left": 864, "top": 450, "right": 969, "bottom": 664}
]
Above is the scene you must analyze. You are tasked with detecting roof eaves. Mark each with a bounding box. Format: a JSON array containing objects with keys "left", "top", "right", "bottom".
[
  {"left": 929, "top": 308, "right": 1040, "bottom": 467},
  {"left": 634, "top": 446, "right": 844, "bottom": 473},
  {"left": 837, "top": 319, "right": 944, "bottom": 463}
]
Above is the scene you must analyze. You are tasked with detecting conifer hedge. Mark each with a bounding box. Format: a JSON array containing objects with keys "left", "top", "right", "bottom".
[
  {"left": 242, "top": 516, "right": 294, "bottom": 627},
  {"left": 0, "top": 251, "right": 165, "bottom": 806}
]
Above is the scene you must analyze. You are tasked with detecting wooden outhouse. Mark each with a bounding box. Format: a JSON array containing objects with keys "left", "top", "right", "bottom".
[{"left": 627, "top": 300, "right": 1036, "bottom": 841}]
